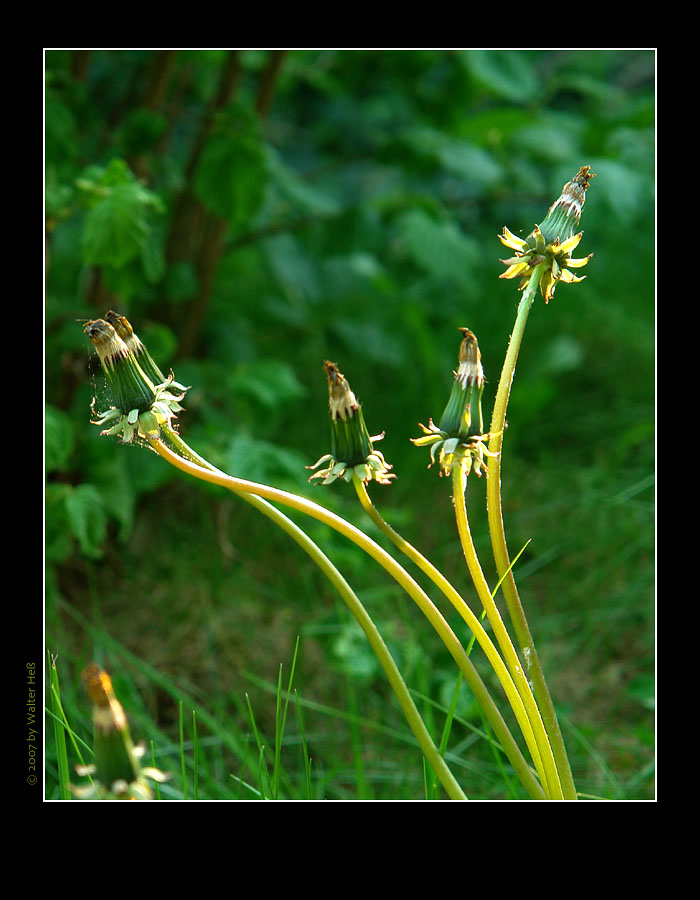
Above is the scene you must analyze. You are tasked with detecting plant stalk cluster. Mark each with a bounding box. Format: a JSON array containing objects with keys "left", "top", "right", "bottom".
[{"left": 79, "top": 165, "right": 595, "bottom": 800}]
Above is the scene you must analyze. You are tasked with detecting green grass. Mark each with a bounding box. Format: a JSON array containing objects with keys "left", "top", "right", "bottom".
[{"left": 46, "top": 442, "right": 653, "bottom": 801}]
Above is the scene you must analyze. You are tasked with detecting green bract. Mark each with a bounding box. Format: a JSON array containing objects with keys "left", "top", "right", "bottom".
[{"left": 106, "top": 310, "right": 163, "bottom": 381}]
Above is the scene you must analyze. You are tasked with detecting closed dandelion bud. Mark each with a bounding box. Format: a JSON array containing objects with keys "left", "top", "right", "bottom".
[
  {"left": 307, "top": 361, "right": 395, "bottom": 486},
  {"left": 85, "top": 318, "right": 156, "bottom": 415},
  {"left": 538, "top": 166, "right": 593, "bottom": 245},
  {"left": 412, "top": 328, "right": 497, "bottom": 479},
  {"left": 73, "top": 665, "right": 169, "bottom": 800},
  {"left": 499, "top": 165, "right": 595, "bottom": 304},
  {"left": 84, "top": 317, "right": 187, "bottom": 444},
  {"left": 327, "top": 362, "right": 372, "bottom": 465},
  {"left": 437, "top": 328, "right": 485, "bottom": 441},
  {"left": 82, "top": 664, "right": 140, "bottom": 786},
  {"left": 104, "top": 310, "right": 187, "bottom": 412}
]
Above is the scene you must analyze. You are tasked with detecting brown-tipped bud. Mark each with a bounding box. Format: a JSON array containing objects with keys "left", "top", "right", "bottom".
[
  {"left": 74, "top": 664, "right": 170, "bottom": 800},
  {"left": 84, "top": 316, "right": 187, "bottom": 444},
  {"left": 539, "top": 165, "right": 596, "bottom": 245},
  {"left": 81, "top": 664, "right": 140, "bottom": 787},
  {"left": 324, "top": 360, "right": 360, "bottom": 422},
  {"left": 104, "top": 310, "right": 168, "bottom": 386},
  {"left": 84, "top": 318, "right": 156, "bottom": 414},
  {"left": 456, "top": 327, "right": 485, "bottom": 388}
]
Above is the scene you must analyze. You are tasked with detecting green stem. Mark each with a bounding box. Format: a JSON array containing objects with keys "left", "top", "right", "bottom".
[
  {"left": 352, "top": 476, "right": 545, "bottom": 799},
  {"left": 159, "top": 430, "right": 466, "bottom": 800},
  {"left": 151, "top": 434, "right": 545, "bottom": 799},
  {"left": 48, "top": 654, "right": 73, "bottom": 800},
  {"left": 487, "top": 266, "right": 577, "bottom": 800},
  {"left": 452, "top": 458, "right": 563, "bottom": 800}
]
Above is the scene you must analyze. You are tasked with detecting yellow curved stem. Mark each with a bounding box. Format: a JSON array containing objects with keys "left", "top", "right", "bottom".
[
  {"left": 452, "top": 460, "right": 563, "bottom": 799},
  {"left": 149, "top": 435, "right": 548, "bottom": 796}
]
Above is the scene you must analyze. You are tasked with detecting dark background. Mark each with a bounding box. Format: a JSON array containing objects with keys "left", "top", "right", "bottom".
[{"left": 45, "top": 49, "right": 655, "bottom": 800}]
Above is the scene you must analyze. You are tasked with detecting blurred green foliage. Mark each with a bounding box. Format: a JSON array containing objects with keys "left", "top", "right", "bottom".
[{"left": 45, "top": 49, "right": 655, "bottom": 800}]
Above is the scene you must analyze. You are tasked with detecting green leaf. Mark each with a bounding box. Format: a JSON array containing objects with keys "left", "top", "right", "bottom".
[
  {"left": 101, "top": 260, "right": 151, "bottom": 302},
  {"left": 163, "top": 261, "right": 200, "bottom": 303},
  {"left": 97, "top": 157, "right": 134, "bottom": 188},
  {"left": 193, "top": 103, "right": 267, "bottom": 229},
  {"left": 119, "top": 108, "right": 168, "bottom": 157},
  {"left": 459, "top": 49, "right": 540, "bottom": 103},
  {"left": 627, "top": 674, "right": 655, "bottom": 711},
  {"left": 512, "top": 114, "right": 583, "bottom": 163},
  {"left": 76, "top": 158, "right": 143, "bottom": 207},
  {"left": 264, "top": 233, "right": 322, "bottom": 304},
  {"left": 226, "top": 434, "right": 308, "bottom": 485},
  {"left": 82, "top": 182, "right": 156, "bottom": 268},
  {"left": 400, "top": 127, "right": 503, "bottom": 190},
  {"left": 45, "top": 405, "right": 75, "bottom": 474},
  {"left": 138, "top": 322, "right": 179, "bottom": 372},
  {"left": 403, "top": 127, "right": 503, "bottom": 188},
  {"left": 396, "top": 209, "right": 479, "bottom": 286},
  {"left": 64, "top": 483, "right": 107, "bottom": 558},
  {"left": 140, "top": 232, "right": 166, "bottom": 284},
  {"left": 90, "top": 453, "right": 137, "bottom": 542},
  {"left": 436, "top": 138, "right": 503, "bottom": 186},
  {"left": 456, "top": 107, "right": 536, "bottom": 146},
  {"left": 265, "top": 148, "right": 340, "bottom": 218},
  {"left": 330, "top": 621, "right": 380, "bottom": 682},
  {"left": 45, "top": 91, "right": 78, "bottom": 170},
  {"left": 231, "top": 359, "right": 306, "bottom": 412},
  {"left": 329, "top": 317, "right": 406, "bottom": 367},
  {"left": 585, "top": 158, "right": 648, "bottom": 221},
  {"left": 45, "top": 484, "right": 74, "bottom": 563},
  {"left": 45, "top": 168, "right": 75, "bottom": 221}
]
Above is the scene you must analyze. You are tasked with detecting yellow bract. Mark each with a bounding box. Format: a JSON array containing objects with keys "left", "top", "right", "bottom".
[{"left": 498, "top": 226, "right": 593, "bottom": 304}]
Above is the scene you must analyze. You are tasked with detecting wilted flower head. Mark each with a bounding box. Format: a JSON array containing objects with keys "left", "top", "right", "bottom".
[
  {"left": 412, "top": 328, "right": 498, "bottom": 478},
  {"left": 307, "top": 361, "right": 395, "bottom": 485},
  {"left": 499, "top": 165, "right": 595, "bottom": 303},
  {"left": 84, "top": 316, "right": 187, "bottom": 444},
  {"left": 72, "top": 664, "right": 169, "bottom": 800}
]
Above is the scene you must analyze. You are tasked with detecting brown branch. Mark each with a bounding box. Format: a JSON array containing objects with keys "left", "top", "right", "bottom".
[
  {"left": 177, "top": 215, "right": 228, "bottom": 358},
  {"left": 142, "top": 50, "right": 178, "bottom": 110},
  {"left": 255, "top": 50, "right": 289, "bottom": 119},
  {"left": 165, "top": 51, "right": 242, "bottom": 266},
  {"left": 175, "top": 50, "right": 290, "bottom": 358},
  {"left": 129, "top": 51, "right": 179, "bottom": 179},
  {"left": 70, "top": 51, "right": 91, "bottom": 82}
]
